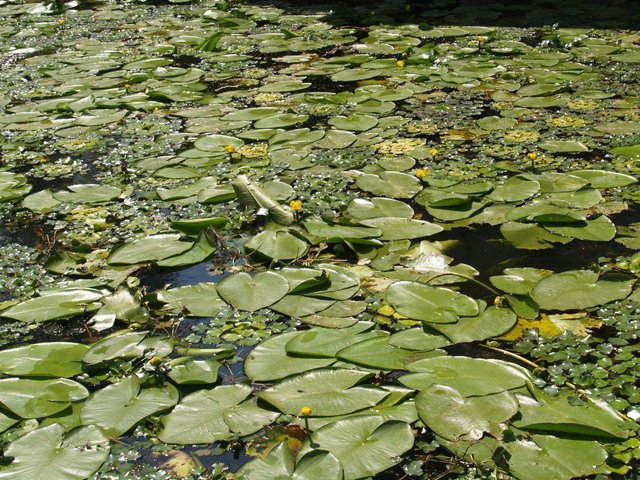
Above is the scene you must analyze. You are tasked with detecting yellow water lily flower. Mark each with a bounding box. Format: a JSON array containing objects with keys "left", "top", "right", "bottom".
[
  {"left": 415, "top": 168, "right": 428, "bottom": 178},
  {"left": 224, "top": 145, "right": 236, "bottom": 153},
  {"left": 289, "top": 200, "right": 303, "bottom": 211},
  {"left": 300, "top": 406, "right": 312, "bottom": 417},
  {"left": 430, "top": 147, "right": 439, "bottom": 157},
  {"left": 58, "top": 18, "right": 65, "bottom": 25},
  {"left": 527, "top": 152, "right": 538, "bottom": 161},
  {"left": 396, "top": 60, "right": 405, "bottom": 69}
]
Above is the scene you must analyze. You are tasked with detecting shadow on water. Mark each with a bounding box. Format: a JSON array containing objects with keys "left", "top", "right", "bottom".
[{"left": 248, "top": 0, "right": 640, "bottom": 30}]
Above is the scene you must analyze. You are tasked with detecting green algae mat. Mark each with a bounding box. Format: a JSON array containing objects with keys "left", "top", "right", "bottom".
[{"left": 1, "top": 0, "right": 640, "bottom": 478}]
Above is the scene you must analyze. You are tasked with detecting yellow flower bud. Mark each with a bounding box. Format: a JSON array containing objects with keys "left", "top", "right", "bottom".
[
  {"left": 494, "top": 296, "right": 506, "bottom": 308},
  {"left": 527, "top": 152, "right": 538, "bottom": 161},
  {"left": 224, "top": 144, "right": 236, "bottom": 153},
  {"left": 378, "top": 305, "right": 395, "bottom": 316},
  {"left": 58, "top": 18, "right": 65, "bottom": 25},
  {"left": 300, "top": 406, "right": 312, "bottom": 417},
  {"left": 430, "top": 148, "right": 439, "bottom": 157},
  {"left": 474, "top": 35, "right": 487, "bottom": 43},
  {"left": 415, "top": 168, "right": 428, "bottom": 178},
  {"left": 289, "top": 200, "right": 303, "bottom": 211},
  {"left": 396, "top": 60, "right": 405, "bottom": 69},
  {"left": 149, "top": 356, "right": 163, "bottom": 366}
]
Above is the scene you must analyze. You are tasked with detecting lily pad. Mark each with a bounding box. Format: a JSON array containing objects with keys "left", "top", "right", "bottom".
[
  {"left": 80, "top": 376, "right": 179, "bottom": 436},
  {"left": 416, "top": 385, "right": 519, "bottom": 441},
  {"left": 0, "top": 424, "right": 109, "bottom": 480},
  {"left": 386, "top": 281, "right": 479, "bottom": 323},
  {"left": 0, "top": 378, "right": 89, "bottom": 418},
  {"left": 300, "top": 416, "right": 414, "bottom": 479},
  {"left": 0, "top": 342, "right": 88, "bottom": 378},
  {"left": 245, "top": 332, "right": 335, "bottom": 382},
  {"left": 216, "top": 271, "right": 289, "bottom": 311},
  {"left": 159, "top": 384, "right": 278, "bottom": 444},
  {"left": 530, "top": 270, "right": 634, "bottom": 310},
  {"left": 401, "top": 356, "right": 531, "bottom": 396},
  {"left": 258, "top": 368, "right": 388, "bottom": 416}
]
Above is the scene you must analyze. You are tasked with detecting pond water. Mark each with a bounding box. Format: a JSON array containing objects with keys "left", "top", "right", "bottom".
[{"left": 1, "top": 0, "right": 640, "bottom": 479}]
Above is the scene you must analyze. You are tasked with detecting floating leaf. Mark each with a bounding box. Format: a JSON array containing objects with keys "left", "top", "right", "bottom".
[
  {"left": 216, "top": 271, "right": 289, "bottom": 311},
  {"left": 237, "top": 443, "right": 342, "bottom": 480},
  {"left": 530, "top": 270, "right": 634, "bottom": 310},
  {"left": 504, "top": 435, "right": 608, "bottom": 480},
  {"left": 81, "top": 376, "right": 179, "bottom": 436},
  {"left": 386, "top": 281, "right": 479, "bottom": 324},
  {"left": 0, "top": 424, "right": 110, "bottom": 480},
  {"left": 108, "top": 234, "right": 194, "bottom": 265},
  {"left": 416, "top": 385, "right": 518, "bottom": 441},
  {"left": 0, "top": 378, "right": 89, "bottom": 418},
  {"left": 300, "top": 416, "right": 414, "bottom": 479},
  {"left": 258, "top": 369, "right": 388, "bottom": 417},
  {"left": 433, "top": 305, "right": 517, "bottom": 343},
  {"left": 513, "top": 390, "right": 628, "bottom": 439},
  {"left": 0, "top": 289, "right": 104, "bottom": 323},
  {"left": 245, "top": 230, "right": 308, "bottom": 261},
  {"left": 356, "top": 172, "right": 422, "bottom": 199},
  {"left": 401, "top": 356, "right": 531, "bottom": 396},
  {"left": 346, "top": 198, "right": 414, "bottom": 220},
  {"left": 245, "top": 332, "right": 335, "bottom": 382},
  {"left": 158, "top": 384, "right": 278, "bottom": 444},
  {"left": 156, "top": 283, "right": 226, "bottom": 317},
  {"left": 0, "top": 342, "right": 88, "bottom": 378}
]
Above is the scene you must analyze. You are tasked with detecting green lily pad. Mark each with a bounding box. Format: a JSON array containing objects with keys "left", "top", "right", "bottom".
[
  {"left": 216, "top": 271, "right": 289, "bottom": 311},
  {"left": 346, "top": 198, "right": 414, "bottom": 220},
  {"left": 52, "top": 184, "right": 122, "bottom": 204},
  {"left": 80, "top": 376, "right": 179, "bottom": 436},
  {"left": 358, "top": 218, "right": 443, "bottom": 241},
  {"left": 194, "top": 134, "right": 244, "bottom": 153},
  {"left": 237, "top": 443, "right": 342, "bottom": 480},
  {"left": 513, "top": 390, "right": 628, "bottom": 439},
  {"left": 0, "top": 342, "right": 88, "bottom": 378},
  {"left": 167, "top": 358, "right": 221, "bottom": 385},
  {"left": 501, "top": 222, "right": 574, "bottom": 250},
  {"left": 543, "top": 215, "right": 616, "bottom": 241},
  {"left": 488, "top": 175, "right": 540, "bottom": 202},
  {"left": 336, "top": 336, "right": 440, "bottom": 370},
  {"left": 386, "top": 281, "right": 479, "bottom": 323},
  {"left": 0, "top": 378, "right": 89, "bottom": 418},
  {"left": 433, "top": 305, "right": 517, "bottom": 343},
  {"left": 284, "top": 322, "right": 380, "bottom": 358},
  {"left": 570, "top": 169, "right": 637, "bottom": 188},
  {"left": 108, "top": 234, "right": 194, "bottom": 265},
  {"left": 156, "top": 283, "right": 226, "bottom": 317},
  {"left": 245, "top": 230, "right": 309, "bottom": 261},
  {"left": 0, "top": 424, "right": 110, "bottom": 480},
  {"left": 258, "top": 368, "right": 388, "bottom": 417},
  {"left": 530, "top": 270, "right": 634, "bottom": 310},
  {"left": 356, "top": 172, "right": 423, "bottom": 199},
  {"left": 539, "top": 140, "right": 589, "bottom": 153},
  {"left": 505, "top": 435, "right": 608, "bottom": 480},
  {"left": 416, "top": 385, "right": 518, "bottom": 441},
  {"left": 328, "top": 113, "right": 378, "bottom": 132},
  {"left": 245, "top": 332, "right": 335, "bottom": 382},
  {"left": 490, "top": 268, "right": 554, "bottom": 295},
  {"left": 388, "top": 328, "right": 452, "bottom": 351},
  {"left": 300, "top": 416, "right": 414, "bottom": 479},
  {"left": 401, "top": 356, "right": 531, "bottom": 396},
  {"left": 0, "top": 289, "right": 104, "bottom": 323},
  {"left": 158, "top": 384, "right": 278, "bottom": 444}
]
